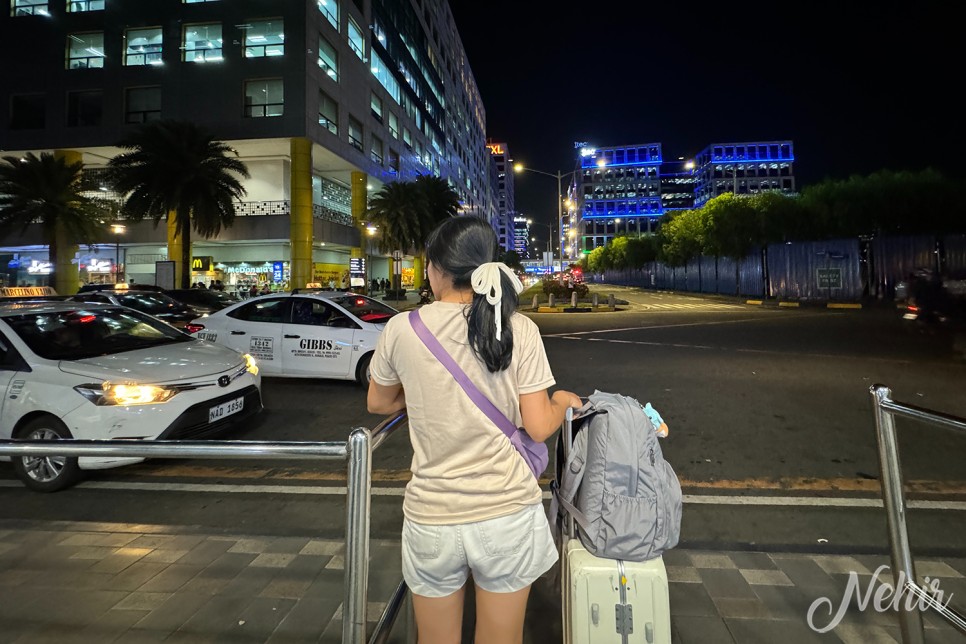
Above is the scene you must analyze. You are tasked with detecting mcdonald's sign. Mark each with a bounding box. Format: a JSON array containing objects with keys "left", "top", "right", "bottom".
[{"left": 191, "top": 256, "right": 213, "bottom": 271}]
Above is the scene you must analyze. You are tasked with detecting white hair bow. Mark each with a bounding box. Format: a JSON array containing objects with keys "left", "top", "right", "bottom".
[{"left": 470, "top": 262, "right": 524, "bottom": 341}]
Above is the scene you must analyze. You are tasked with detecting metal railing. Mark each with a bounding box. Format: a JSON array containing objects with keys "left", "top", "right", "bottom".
[
  {"left": 0, "top": 411, "right": 411, "bottom": 644},
  {"left": 870, "top": 385, "right": 966, "bottom": 643}
]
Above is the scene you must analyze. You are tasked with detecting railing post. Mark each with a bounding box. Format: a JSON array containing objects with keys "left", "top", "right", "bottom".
[
  {"left": 870, "top": 385, "right": 925, "bottom": 644},
  {"left": 343, "top": 427, "right": 372, "bottom": 644}
]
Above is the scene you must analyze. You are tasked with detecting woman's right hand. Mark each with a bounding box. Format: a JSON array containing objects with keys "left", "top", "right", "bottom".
[{"left": 552, "top": 390, "right": 583, "bottom": 409}]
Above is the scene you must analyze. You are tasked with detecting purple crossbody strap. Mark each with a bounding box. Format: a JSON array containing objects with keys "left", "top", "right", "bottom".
[{"left": 408, "top": 309, "right": 518, "bottom": 439}]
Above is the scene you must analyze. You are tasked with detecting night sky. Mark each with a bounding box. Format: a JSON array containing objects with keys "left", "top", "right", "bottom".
[{"left": 449, "top": 1, "right": 962, "bottom": 234}]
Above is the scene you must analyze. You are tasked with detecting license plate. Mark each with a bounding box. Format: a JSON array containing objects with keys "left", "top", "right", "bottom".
[{"left": 209, "top": 396, "right": 244, "bottom": 423}]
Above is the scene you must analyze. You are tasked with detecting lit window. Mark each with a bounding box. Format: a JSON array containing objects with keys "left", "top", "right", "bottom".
[
  {"left": 68, "top": 0, "right": 104, "bottom": 11},
  {"left": 318, "top": 0, "right": 338, "bottom": 30},
  {"left": 318, "top": 34, "right": 338, "bottom": 80},
  {"left": 402, "top": 127, "right": 411, "bottom": 150},
  {"left": 11, "top": 0, "right": 47, "bottom": 16},
  {"left": 67, "top": 32, "right": 105, "bottom": 69},
  {"left": 371, "top": 135, "right": 383, "bottom": 165},
  {"left": 388, "top": 112, "right": 398, "bottom": 139},
  {"left": 369, "top": 51, "right": 399, "bottom": 103},
  {"left": 370, "top": 92, "right": 383, "bottom": 122},
  {"left": 183, "top": 0, "right": 219, "bottom": 3},
  {"left": 244, "top": 79, "right": 283, "bottom": 118},
  {"left": 244, "top": 19, "right": 284, "bottom": 58},
  {"left": 183, "top": 23, "right": 222, "bottom": 62},
  {"left": 125, "top": 86, "right": 161, "bottom": 124},
  {"left": 318, "top": 90, "right": 337, "bottom": 135},
  {"left": 347, "top": 16, "right": 364, "bottom": 60},
  {"left": 348, "top": 115, "right": 363, "bottom": 152},
  {"left": 67, "top": 90, "right": 102, "bottom": 126},
  {"left": 124, "top": 27, "right": 163, "bottom": 66}
]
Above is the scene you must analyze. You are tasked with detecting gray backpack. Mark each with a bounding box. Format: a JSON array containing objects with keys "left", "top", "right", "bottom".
[{"left": 551, "top": 390, "right": 682, "bottom": 561}]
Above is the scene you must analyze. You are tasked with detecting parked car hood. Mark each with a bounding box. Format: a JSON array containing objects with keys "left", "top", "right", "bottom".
[{"left": 58, "top": 340, "right": 244, "bottom": 383}]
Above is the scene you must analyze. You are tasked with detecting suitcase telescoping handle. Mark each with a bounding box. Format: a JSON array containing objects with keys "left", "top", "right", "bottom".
[{"left": 563, "top": 406, "right": 575, "bottom": 540}]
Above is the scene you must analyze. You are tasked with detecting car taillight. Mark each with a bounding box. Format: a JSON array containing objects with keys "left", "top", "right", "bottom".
[{"left": 184, "top": 323, "right": 205, "bottom": 334}]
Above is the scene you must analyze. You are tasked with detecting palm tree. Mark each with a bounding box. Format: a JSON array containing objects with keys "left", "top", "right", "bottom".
[
  {"left": 107, "top": 120, "right": 249, "bottom": 288},
  {"left": 0, "top": 152, "right": 108, "bottom": 294},
  {"left": 366, "top": 177, "right": 461, "bottom": 289}
]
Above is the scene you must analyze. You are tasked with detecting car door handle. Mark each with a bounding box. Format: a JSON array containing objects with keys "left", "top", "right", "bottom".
[
  {"left": 284, "top": 334, "right": 300, "bottom": 339},
  {"left": 230, "top": 330, "right": 246, "bottom": 335}
]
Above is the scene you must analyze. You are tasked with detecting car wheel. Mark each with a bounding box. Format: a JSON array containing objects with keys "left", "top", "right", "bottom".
[
  {"left": 12, "top": 417, "right": 82, "bottom": 493},
  {"left": 356, "top": 353, "right": 373, "bottom": 387}
]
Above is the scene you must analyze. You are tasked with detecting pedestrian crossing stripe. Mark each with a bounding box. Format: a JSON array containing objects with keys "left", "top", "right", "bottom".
[{"left": 644, "top": 303, "right": 744, "bottom": 310}]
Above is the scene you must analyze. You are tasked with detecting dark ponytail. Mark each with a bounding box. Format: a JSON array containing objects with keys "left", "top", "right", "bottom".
[{"left": 425, "top": 216, "right": 518, "bottom": 372}]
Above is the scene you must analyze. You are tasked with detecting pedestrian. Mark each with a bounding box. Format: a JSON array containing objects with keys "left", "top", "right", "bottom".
[
  {"left": 367, "top": 216, "right": 581, "bottom": 642},
  {"left": 370, "top": 278, "right": 379, "bottom": 293},
  {"left": 381, "top": 277, "right": 389, "bottom": 291},
  {"left": 249, "top": 284, "right": 258, "bottom": 298}
]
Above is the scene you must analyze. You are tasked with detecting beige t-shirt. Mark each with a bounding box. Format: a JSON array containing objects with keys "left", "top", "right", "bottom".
[{"left": 370, "top": 301, "right": 556, "bottom": 525}]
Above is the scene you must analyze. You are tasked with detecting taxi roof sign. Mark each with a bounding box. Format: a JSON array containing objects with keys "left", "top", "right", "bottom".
[{"left": 0, "top": 286, "right": 58, "bottom": 298}]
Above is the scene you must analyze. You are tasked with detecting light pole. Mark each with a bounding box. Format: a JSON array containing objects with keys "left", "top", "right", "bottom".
[
  {"left": 366, "top": 224, "right": 377, "bottom": 294},
  {"left": 527, "top": 219, "right": 554, "bottom": 274},
  {"left": 514, "top": 164, "right": 577, "bottom": 263},
  {"left": 110, "top": 223, "right": 126, "bottom": 284}
]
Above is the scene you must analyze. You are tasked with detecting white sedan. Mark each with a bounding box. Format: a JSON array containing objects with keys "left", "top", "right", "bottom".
[
  {"left": 185, "top": 291, "right": 397, "bottom": 385},
  {"left": 0, "top": 301, "right": 262, "bottom": 491}
]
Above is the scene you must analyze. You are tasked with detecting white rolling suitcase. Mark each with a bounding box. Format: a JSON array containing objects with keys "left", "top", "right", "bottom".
[
  {"left": 562, "top": 539, "right": 671, "bottom": 644},
  {"left": 557, "top": 405, "right": 674, "bottom": 644}
]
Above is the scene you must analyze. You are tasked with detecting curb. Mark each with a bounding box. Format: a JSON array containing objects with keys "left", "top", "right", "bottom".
[{"left": 827, "top": 302, "right": 863, "bottom": 310}]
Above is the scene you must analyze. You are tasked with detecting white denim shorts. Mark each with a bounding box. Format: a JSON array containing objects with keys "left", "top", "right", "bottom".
[{"left": 401, "top": 503, "right": 558, "bottom": 598}]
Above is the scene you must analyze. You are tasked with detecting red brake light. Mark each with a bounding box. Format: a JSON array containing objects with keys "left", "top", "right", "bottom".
[
  {"left": 185, "top": 323, "right": 205, "bottom": 334},
  {"left": 355, "top": 298, "right": 366, "bottom": 306}
]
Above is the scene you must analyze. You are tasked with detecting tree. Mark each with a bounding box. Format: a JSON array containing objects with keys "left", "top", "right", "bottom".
[
  {"left": 657, "top": 209, "right": 706, "bottom": 266},
  {"left": 107, "top": 120, "right": 249, "bottom": 288},
  {"left": 499, "top": 249, "right": 523, "bottom": 271},
  {"left": 367, "top": 177, "right": 461, "bottom": 289},
  {"left": 703, "top": 193, "right": 762, "bottom": 260},
  {"left": 0, "top": 152, "right": 109, "bottom": 293}
]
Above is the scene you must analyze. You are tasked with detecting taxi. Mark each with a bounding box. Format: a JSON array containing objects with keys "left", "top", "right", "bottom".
[
  {"left": 0, "top": 301, "right": 262, "bottom": 491},
  {"left": 185, "top": 291, "right": 397, "bottom": 385}
]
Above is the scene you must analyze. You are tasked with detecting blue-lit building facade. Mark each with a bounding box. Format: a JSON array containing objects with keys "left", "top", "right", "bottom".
[
  {"left": 573, "top": 140, "right": 796, "bottom": 255},
  {"left": 574, "top": 143, "right": 664, "bottom": 254},
  {"left": 693, "top": 141, "right": 795, "bottom": 207},
  {"left": 512, "top": 215, "right": 530, "bottom": 257}
]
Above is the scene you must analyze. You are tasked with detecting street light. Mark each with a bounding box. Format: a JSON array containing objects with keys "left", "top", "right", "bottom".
[
  {"left": 527, "top": 218, "right": 554, "bottom": 273},
  {"left": 110, "top": 223, "right": 126, "bottom": 284},
  {"left": 514, "top": 163, "right": 578, "bottom": 263},
  {"left": 366, "top": 224, "right": 377, "bottom": 293}
]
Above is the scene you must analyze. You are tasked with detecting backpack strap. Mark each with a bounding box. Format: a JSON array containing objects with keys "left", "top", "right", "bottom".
[{"left": 550, "top": 425, "right": 591, "bottom": 536}]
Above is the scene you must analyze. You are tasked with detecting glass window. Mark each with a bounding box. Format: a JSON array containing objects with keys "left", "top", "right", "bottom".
[
  {"left": 67, "top": 32, "right": 105, "bottom": 69},
  {"left": 318, "top": 34, "right": 338, "bottom": 80},
  {"left": 370, "top": 92, "right": 383, "bottom": 122},
  {"left": 388, "top": 112, "right": 398, "bottom": 139},
  {"left": 11, "top": 0, "right": 47, "bottom": 16},
  {"left": 125, "top": 86, "right": 161, "bottom": 124},
  {"left": 348, "top": 115, "right": 363, "bottom": 151},
  {"left": 370, "top": 51, "right": 399, "bottom": 103},
  {"left": 124, "top": 27, "right": 163, "bottom": 66},
  {"left": 347, "top": 15, "right": 364, "bottom": 60},
  {"left": 68, "top": 0, "right": 104, "bottom": 11},
  {"left": 184, "top": 0, "right": 219, "bottom": 3},
  {"left": 227, "top": 298, "right": 290, "bottom": 323},
  {"left": 318, "top": 89, "right": 338, "bottom": 134},
  {"left": 318, "top": 0, "right": 338, "bottom": 30},
  {"left": 388, "top": 149, "right": 399, "bottom": 173},
  {"left": 244, "top": 19, "right": 284, "bottom": 58},
  {"left": 291, "top": 299, "right": 340, "bottom": 326},
  {"left": 327, "top": 294, "right": 396, "bottom": 324},
  {"left": 402, "top": 127, "right": 411, "bottom": 149},
  {"left": 67, "top": 90, "right": 102, "bottom": 126},
  {"left": 370, "top": 135, "right": 383, "bottom": 165},
  {"left": 244, "top": 78, "right": 283, "bottom": 118},
  {"left": 6, "top": 308, "right": 190, "bottom": 361},
  {"left": 183, "top": 23, "right": 223, "bottom": 62},
  {"left": 9, "top": 94, "right": 45, "bottom": 129}
]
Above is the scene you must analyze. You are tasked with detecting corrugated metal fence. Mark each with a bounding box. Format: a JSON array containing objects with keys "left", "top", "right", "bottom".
[{"left": 597, "top": 235, "right": 959, "bottom": 301}]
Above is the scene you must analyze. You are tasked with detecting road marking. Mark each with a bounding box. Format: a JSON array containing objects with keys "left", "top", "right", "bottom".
[
  {"left": 2, "top": 480, "right": 964, "bottom": 510},
  {"left": 541, "top": 313, "right": 828, "bottom": 338}
]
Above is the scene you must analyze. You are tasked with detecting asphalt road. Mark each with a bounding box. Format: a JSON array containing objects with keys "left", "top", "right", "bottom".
[{"left": 2, "top": 287, "right": 965, "bottom": 554}]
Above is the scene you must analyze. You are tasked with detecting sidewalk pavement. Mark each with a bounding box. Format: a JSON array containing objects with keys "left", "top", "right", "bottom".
[{"left": 1, "top": 519, "right": 964, "bottom": 643}]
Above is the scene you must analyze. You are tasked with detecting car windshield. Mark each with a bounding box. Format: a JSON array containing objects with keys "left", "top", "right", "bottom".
[
  {"left": 328, "top": 295, "right": 397, "bottom": 323},
  {"left": 4, "top": 307, "right": 191, "bottom": 360},
  {"left": 169, "top": 290, "right": 238, "bottom": 306},
  {"left": 117, "top": 292, "right": 184, "bottom": 313}
]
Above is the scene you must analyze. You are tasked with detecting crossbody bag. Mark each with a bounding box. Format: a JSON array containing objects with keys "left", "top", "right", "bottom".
[{"left": 408, "top": 308, "right": 549, "bottom": 478}]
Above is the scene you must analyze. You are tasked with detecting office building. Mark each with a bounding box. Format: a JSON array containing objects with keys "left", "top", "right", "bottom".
[
  {"left": 512, "top": 215, "right": 530, "bottom": 257},
  {"left": 575, "top": 140, "right": 796, "bottom": 253},
  {"left": 486, "top": 140, "right": 514, "bottom": 251},
  {"left": 0, "top": 0, "right": 490, "bottom": 291}
]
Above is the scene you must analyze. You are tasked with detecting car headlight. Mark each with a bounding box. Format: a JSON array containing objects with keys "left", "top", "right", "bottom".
[
  {"left": 75, "top": 382, "right": 177, "bottom": 406},
  {"left": 242, "top": 353, "right": 259, "bottom": 376}
]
